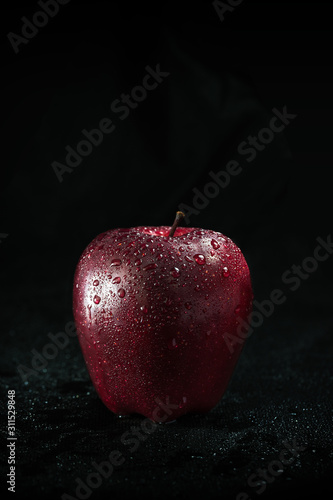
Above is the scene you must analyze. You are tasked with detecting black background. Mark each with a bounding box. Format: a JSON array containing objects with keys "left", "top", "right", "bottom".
[{"left": 1, "top": 1, "right": 332, "bottom": 499}]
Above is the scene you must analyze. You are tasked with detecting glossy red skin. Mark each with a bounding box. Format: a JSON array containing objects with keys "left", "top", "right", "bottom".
[{"left": 73, "top": 226, "right": 252, "bottom": 422}]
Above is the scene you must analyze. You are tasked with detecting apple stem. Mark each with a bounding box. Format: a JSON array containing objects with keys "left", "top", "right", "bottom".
[{"left": 168, "top": 211, "right": 185, "bottom": 238}]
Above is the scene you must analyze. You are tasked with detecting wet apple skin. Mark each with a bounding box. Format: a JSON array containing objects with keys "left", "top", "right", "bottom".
[{"left": 73, "top": 226, "right": 253, "bottom": 422}]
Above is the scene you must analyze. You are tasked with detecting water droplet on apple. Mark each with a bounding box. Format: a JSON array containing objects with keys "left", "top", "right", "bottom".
[
  {"left": 87, "top": 304, "right": 92, "bottom": 319},
  {"left": 185, "top": 256, "right": 193, "bottom": 263},
  {"left": 222, "top": 267, "right": 230, "bottom": 277},
  {"left": 110, "top": 259, "right": 122, "bottom": 267},
  {"left": 194, "top": 285, "right": 201, "bottom": 292},
  {"left": 143, "top": 263, "right": 157, "bottom": 271},
  {"left": 168, "top": 338, "right": 178, "bottom": 349},
  {"left": 179, "top": 246, "right": 185, "bottom": 252},
  {"left": 179, "top": 396, "right": 187, "bottom": 408},
  {"left": 135, "top": 258, "right": 142, "bottom": 266},
  {"left": 211, "top": 239, "right": 220, "bottom": 249},
  {"left": 172, "top": 267, "right": 180, "bottom": 278},
  {"left": 235, "top": 305, "right": 241, "bottom": 314},
  {"left": 112, "top": 277, "right": 121, "bottom": 284},
  {"left": 93, "top": 279, "right": 99, "bottom": 286},
  {"left": 93, "top": 295, "right": 101, "bottom": 304},
  {"left": 185, "top": 302, "right": 192, "bottom": 310},
  {"left": 118, "top": 288, "right": 126, "bottom": 298},
  {"left": 140, "top": 305, "right": 148, "bottom": 314},
  {"left": 194, "top": 254, "right": 206, "bottom": 265}
]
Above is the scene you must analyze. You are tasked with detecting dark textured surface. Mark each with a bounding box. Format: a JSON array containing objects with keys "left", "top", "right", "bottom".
[
  {"left": 1, "top": 301, "right": 333, "bottom": 499},
  {"left": 1, "top": 1, "right": 333, "bottom": 499}
]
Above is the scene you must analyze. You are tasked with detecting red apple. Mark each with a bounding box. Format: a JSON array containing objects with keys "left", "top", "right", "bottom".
[{"left": 73, "top": 213, "right": 252, "bottom": 422}]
